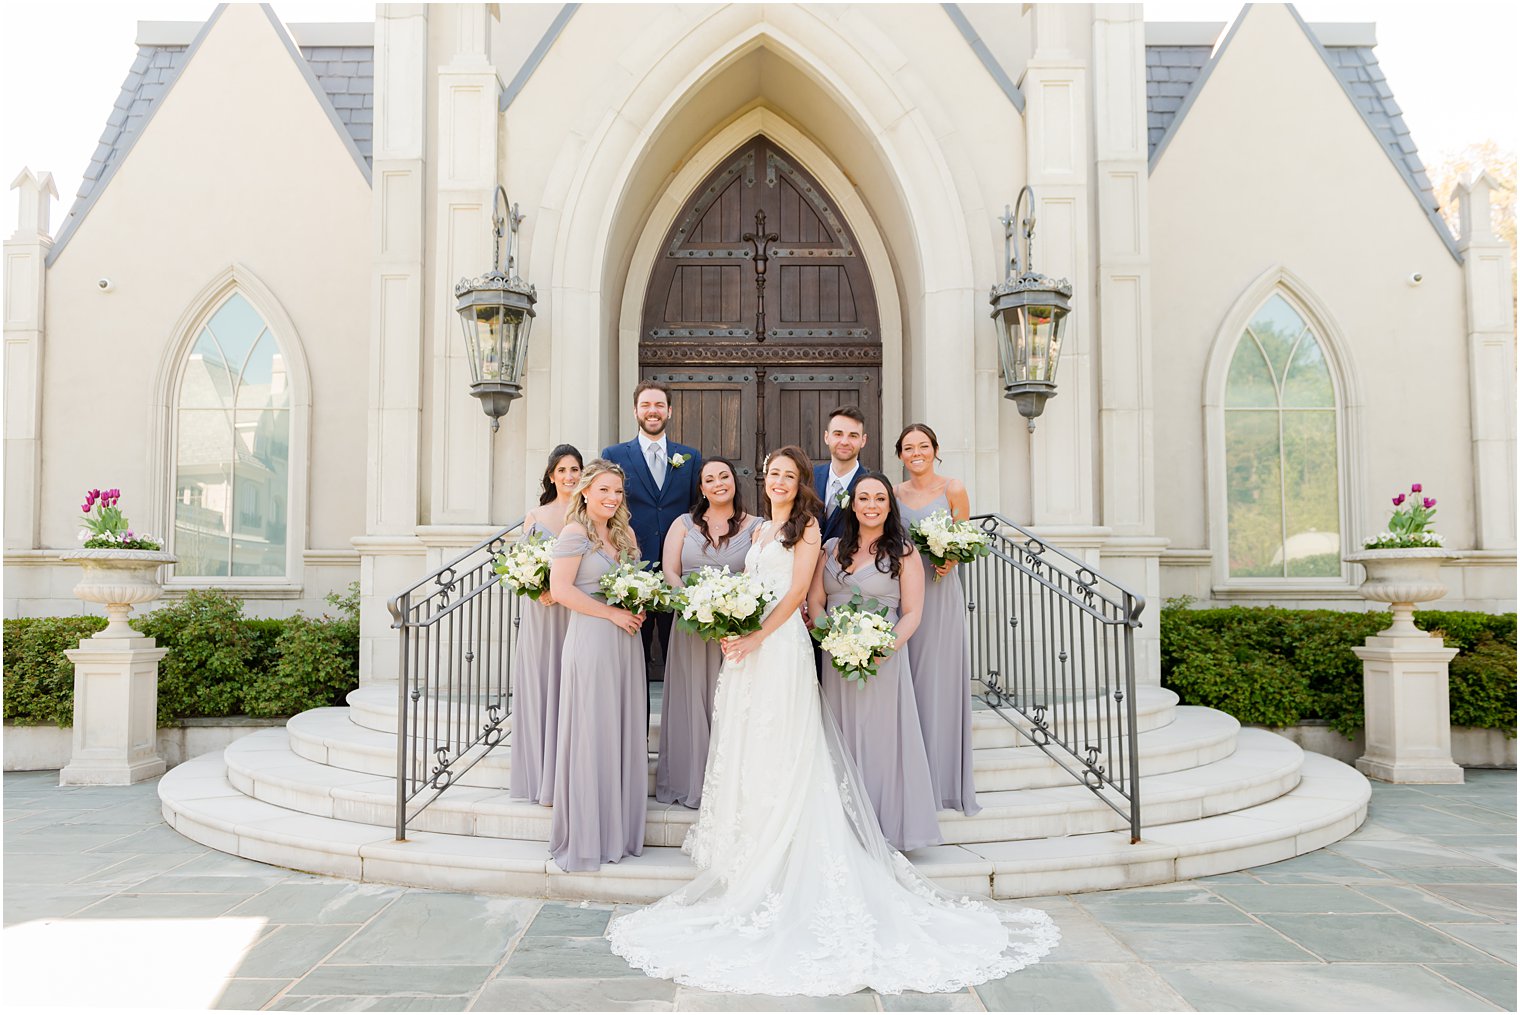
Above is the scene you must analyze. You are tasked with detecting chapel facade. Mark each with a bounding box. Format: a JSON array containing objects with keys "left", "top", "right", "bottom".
[{"left": 5, "top": 2, "right": 1514, "bottom": 686}]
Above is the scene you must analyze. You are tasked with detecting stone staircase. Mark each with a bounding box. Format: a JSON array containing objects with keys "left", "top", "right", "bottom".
[{"left": 158, "top": 684, "right": 1371, "bottom": 902}]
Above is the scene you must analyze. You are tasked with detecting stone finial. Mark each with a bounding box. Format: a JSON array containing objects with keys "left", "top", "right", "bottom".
[
  {"left": 9, "top": 167, "right": 57, "bottom": 241},
  {"left": 1451, "top": 170, "right": 1502, "bottom": 247}
]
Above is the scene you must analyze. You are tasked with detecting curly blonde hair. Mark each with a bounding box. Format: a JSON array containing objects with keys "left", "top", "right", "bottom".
[{"left": 567, "top": 459, "right": 640, "bottom": 561}]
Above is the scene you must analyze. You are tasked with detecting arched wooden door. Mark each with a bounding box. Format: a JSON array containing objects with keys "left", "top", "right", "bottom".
[{"left": 640, "top": 136, "right": 882, "bottom": 489}]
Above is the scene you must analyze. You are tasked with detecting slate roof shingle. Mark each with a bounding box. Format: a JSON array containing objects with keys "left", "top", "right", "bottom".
[
  {"left": 1145, "top": 39, "right": 1439, "bottom": 221},
  {"left": 59, "top": 40, "right": 374, "bottom": 246}
]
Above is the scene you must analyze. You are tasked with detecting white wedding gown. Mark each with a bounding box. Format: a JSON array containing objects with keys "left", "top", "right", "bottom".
[{"left": 606, "top": 535, "right": 1059, "bottom": 996}]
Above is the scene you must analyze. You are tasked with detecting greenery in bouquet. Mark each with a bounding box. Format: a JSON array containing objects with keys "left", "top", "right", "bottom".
[
  {"left": 77, "top": 487, "right": 162, "bottom": 550},
  {"left": 674, "top": 566, "right": 775, "bottom": 641},
  {"left": 1363, "top": 483, "right": 1444, "bottom": 550},
  {"left": 811, "top": 592, "right": 897, "bottom": 684},
  {"left": 909, "top": 510, "right": 990, "bottom": 578},
  {"left": 599, "top": 560, "right": 675, "bottom": 614},
  {"left": 493, "top": 531, "right": 555, "bottom": 599}
]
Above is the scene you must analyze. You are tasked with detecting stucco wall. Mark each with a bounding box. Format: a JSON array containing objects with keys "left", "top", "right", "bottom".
[
  {"left": 13, "top": 4, "right": 370, "bottom": 618},
  {"left": 1148, "top": 4, "right": 1512, "bottom": 610}
]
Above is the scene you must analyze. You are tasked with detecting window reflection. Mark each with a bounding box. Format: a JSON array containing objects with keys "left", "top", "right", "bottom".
[
  {"left": 173, "top": 293, "right": 290, "bottom": 577},
  {"left": 1225, "top": 294, "right": 1340, "bottom": 579}
]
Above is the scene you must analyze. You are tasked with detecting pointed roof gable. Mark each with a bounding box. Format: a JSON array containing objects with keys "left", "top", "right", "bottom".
[
  {"left": 1148, "top": 4, "right": 1458, "bottom": 262},
  {"left": 48, "top": 4, "right": 371, "bottom": 267}
]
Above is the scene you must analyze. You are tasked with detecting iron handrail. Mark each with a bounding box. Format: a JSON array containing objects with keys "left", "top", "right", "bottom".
[
  {"left": 387, "top": 518, "right": 523, "bottom": 840},
  {"left": 963, "top": 512, "right": 1146, "bottom": 841}
]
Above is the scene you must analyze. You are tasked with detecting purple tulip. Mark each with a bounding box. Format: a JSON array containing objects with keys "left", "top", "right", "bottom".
[
  {"left": 80, "top": 503, "right": 90, "bottom": 513},
  {"left": 1423, "top": 497, "right": 1436, "bottom": 509},
  {"left": 1392, "top": 494, "right": 1406, "bottom": 506},
  {"left": 1411, "top": 483, "right": 1422, "bottom": 493},
  {"left": 89, "top": 488, "right": 99, "bottom": 498}
]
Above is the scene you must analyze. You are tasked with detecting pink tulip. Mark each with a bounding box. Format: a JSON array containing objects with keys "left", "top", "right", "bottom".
[
  {"left": 1392, "top": 494, "right": 1405, "bottom": 506},
  {"left": 1423, "top": 497, "right": 1436, "bottom": 509},
  {"left": 1410, "top": 483, "right": 1422, "bottom": 493},
  {"left": 80, "top": 503, "right": 90, "bottom": 513}
]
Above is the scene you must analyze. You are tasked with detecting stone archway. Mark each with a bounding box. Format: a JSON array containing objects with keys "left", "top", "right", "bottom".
[{"left": 639, "top": 135, "right": 882, "bottom": 484}]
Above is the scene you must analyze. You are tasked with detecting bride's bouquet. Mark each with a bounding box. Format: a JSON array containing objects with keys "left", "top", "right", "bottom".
[
  {"left": 909, "top": 510, "right": 991, "bottom": 579},
  {"left": 811, "top": 593, "right": 897, "bottom": 684},
  {"left": 673, "top": 566, "right": 775, "bottom": 641},
  {"left": 600, "top": 560, "right": 676, "bottom": 614},
  {"left": 492, "top": 531, "right": 555, "bottom": 599}
]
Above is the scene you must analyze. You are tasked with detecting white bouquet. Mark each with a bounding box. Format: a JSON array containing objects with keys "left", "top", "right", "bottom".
[
  {"left": 909, "top": 510, "right": 991, "bottom": 579},
  {"left": 599, "top": 560, "right": 675, "bottom": 614},
  {"left": 810, "top": 593, "right": 897, "bottom": 684},
  {"left": 674, "top": 566, "right": 775, "bottom": 641},
  {"left": 492, "top": 531, "right": 555, "bottom": 600}
]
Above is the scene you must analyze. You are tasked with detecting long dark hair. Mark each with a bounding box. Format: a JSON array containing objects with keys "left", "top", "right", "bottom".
[
  {"left": 692, "top": 456, "right": 746, "bottom": 548},
  {"left": 837, "top": 472, "right": 911, "bottom": 580},
  {"left": 538, "top": 444, "right": 584, "bottom": 506},
  {"left": 763, "top": 445, "right": 823, "bottom": 550}
]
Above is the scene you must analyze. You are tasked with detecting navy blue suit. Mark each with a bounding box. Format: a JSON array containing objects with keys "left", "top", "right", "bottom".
[
  {"left": 600, "top": 438, "right": 703, "bottom": 567},
  {"left": 813, "top": 462, "right": 866, "bottom": 544}
]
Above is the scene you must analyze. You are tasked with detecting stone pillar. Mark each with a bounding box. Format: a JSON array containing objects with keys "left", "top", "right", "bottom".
[
  {"left": 4, "top": 168, "right": 56, "bottom": 551},
  {"left": 427, "top": 4, "right": 502, "bottom": 529},
  {"left": 1091, "top": 4, "right": 1165, "bottom": 684},
  {"left": 61, "top": 631, "right": 168, "bottom": 786},
  {"left": 1353, "top": 631, "right": 1463, "bottom": 784},
  {"left": 1021, "top": 6, "right": 1096, "bottom": 535},
  {"left": 1453, "top": 172, "right": 1517, "bottom": 550},
  {"left": 356, "top": 4, "right": 430, "bottom": 684}
]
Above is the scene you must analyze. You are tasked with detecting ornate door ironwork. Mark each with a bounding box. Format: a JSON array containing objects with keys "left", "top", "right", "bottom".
[{"left": 640, "top": 136, "right": 882, "bottom": 487}]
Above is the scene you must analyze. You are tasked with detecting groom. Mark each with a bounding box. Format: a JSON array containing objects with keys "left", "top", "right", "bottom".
[{"left": 601, "top": 380, "right": 702, "bottom": 685}]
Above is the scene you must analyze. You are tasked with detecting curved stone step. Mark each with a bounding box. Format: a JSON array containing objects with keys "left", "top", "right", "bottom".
[
  {"left": 343, "top": 683, "right": 1182, "bottom": 749},
  {"left": 287, "top": 704, "right": 1239, "bottom": 794},
  {"left": 223, "top": 725, "right": 1298, "bottom": 847},
  {"left": 159, "top": 749, "right": 1368, "bottom": 903}
]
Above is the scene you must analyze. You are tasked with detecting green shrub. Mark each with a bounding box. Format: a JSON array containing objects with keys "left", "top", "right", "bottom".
[
  {"left": 132, "top": 589, "right": 255, "bottom": 724},
  {"left": 2, "top": 616, "right": 109, "bottom": 726},
  {"left": 3, "top": 584, "right": 363, "bottom": 727},
  {"left": 1161, "top": 600, "right": 1517, "bottom": 736},
  {"left": 243, "top": 586, "right": 360, "bottom": 718}
]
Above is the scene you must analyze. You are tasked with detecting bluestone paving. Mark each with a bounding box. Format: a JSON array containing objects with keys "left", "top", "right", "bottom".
[{"left": 3, "top": 769, "right": 1514, "bottom": 1011}]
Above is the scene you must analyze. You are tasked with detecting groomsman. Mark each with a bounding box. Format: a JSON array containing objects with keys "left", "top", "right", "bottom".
[
  {"left": 601, "top": 380, "right": 702, "bottom": 682},
  {"left": 813, "top": 405, "right": 869, "bottom": 543}
]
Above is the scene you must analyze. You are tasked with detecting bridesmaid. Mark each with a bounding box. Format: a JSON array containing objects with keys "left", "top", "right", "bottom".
[
  {"left": 656, "top": 457, "right": 759, "bottom": 808},
  {"left": 548, "top": 460, "right": 649, "bottom": 871},
  {"left": 808, "top": 472, "right": 942, "bottom": 852},
  {"left": 895, "top": 424, "right": 981, "bottom": 816},
  {"left": 509, "top": 444, "right": 582, "bottom": 806}
]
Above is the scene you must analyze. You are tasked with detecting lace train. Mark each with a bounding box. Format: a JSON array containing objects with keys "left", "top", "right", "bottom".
[{"left": 606, "top": 539, "right": 1058, "bottom": 996}]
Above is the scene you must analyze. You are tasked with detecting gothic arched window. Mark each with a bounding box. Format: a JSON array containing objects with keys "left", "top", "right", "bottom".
[
  {"left": 1223, "top": 293, "right": 1341, "bottom": 579},
  {"left": 172, "top": 292, "right": 291, "bottom": 577}
]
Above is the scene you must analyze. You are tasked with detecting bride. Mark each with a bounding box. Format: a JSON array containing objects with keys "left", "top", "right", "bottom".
[{"left": 606, "top": 446, "right": 1058, "bottom": 996}]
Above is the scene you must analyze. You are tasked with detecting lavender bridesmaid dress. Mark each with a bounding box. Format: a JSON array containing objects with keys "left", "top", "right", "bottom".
[
  {"left": 899, "top": 494, "right": 981, "bottom": 816},
  {"left": 510, "top": 520, "right": 572, "bottom": 805},
  {"left": 655, "top": 514, "right": 760, "bottom": 808},
  {"left": 818, "top": 538, "right": 943, "bottom": 852},
  {"left": 548, "top": 532, "right": 648, "bottom": 871}
]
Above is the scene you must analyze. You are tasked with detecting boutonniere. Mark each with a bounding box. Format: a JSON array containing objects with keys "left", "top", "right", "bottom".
[
  {"left": 669, "top": 452, "right": 691, "bottom": 468},
  {"left": 834, "top": 488, "right": 852, "bottom": 510}
]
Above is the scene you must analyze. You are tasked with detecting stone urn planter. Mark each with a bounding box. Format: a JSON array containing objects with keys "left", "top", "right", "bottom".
[
  {"left": 56, "top": 548, "right": 176, "bottom": 786},
  {"left": 1345, "top": 547, "right": 1453, "bottom": 633},
  {"left": 1343, "top": 547, "right": 1462, "bottom": 784},
  {"left": 58, "top": 548, "right": 177, "bottom": 637}
]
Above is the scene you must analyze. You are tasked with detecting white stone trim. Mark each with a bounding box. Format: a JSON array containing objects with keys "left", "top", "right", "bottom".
[
  {"left": 531, "top": 5, "right": 976, "bottom": 482},
  {"left": 1202, "top": 265, "right": 1366, "bottom": 595},
  {"left": 149, "top": 264, "right": 313, "bottom": 592},
  {"left": 615, "top": 107, "right": 905, "bottom": 460}
]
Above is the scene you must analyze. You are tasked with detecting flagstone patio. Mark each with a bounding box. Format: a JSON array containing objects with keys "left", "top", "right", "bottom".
[{"left": 3, "top": 769, "right": 1514, "bottom": 1011}]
